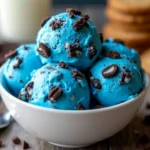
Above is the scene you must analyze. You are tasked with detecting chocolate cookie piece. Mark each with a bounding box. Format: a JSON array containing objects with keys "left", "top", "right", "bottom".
[
  {"left": 37, "top": 43, "right": 50, "bottom": 58},
  {"left": 106, "top": 51, "right": 120, "bottom": 59},
  {"left": 48, "top": 86, "right": 63, "bottom": 102},
  {"left": 12, "top": 136, "right": 21, "bottom": 145},
  {"left": 4, "top": 49, "right": 17, "bottom": 59},
  {"left": 66, "top": 8, "right": 81, "bottom": 18},
  {"left": 22, "top": 141, "right": 29, "bottom": 149},
  {"left": 88, "top": 44, "right": 97, "bottom": 59},
  {"left": 50, "top": 19, "right": 64, "bottom": 30},
  {"left": 59, "top": 61, "right": 68, "bottom": 69},
  {"left": 66, "top": 43, "right": 82, "bottom": 57},
  {"left": 120, "top": 71, "right": 132, "bottom": 85},
  {"left": 41, "top": 17, "right": 50, "bottom": 27},
  {"left": 102, "top": 64, "right": 119, "bottom": 78},
  {"left": 76, "top": 103, "right": 85, "bottom": 110},
  {"left": 13, "top": 57, "right": 22, "bottom": 69},
  {"left": 73, "top": 15, "right": 89, "bottom": 31},
  {"left": 90, "top": 77, "right": 102, "bottom": 89},
  {"left": 72, "top": 70, "right": 84, "bottom": 79},
  {"left": 25, "top": 82, "right": 34, "bottom": 100}
]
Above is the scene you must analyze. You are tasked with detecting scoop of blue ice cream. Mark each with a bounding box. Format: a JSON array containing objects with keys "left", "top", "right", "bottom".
[
  {"left": 102, "top": 38, "right": 141, "bottom": 69},
  {"left": 19, "top": 62, "right": 90, "bottom": 110},
  {"left": 36, "top": 9, "right": 102, "bottom": 70},
  {"left": 3, "top": 44, "right": 43, "bottom": 96},
  {"left": 89, "top": 57, "right": 143, "bottom": 106}
]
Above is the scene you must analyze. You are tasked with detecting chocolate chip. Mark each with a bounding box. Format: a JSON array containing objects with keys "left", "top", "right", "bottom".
[
  {"left": 106, "top": 51, "right": 120, "bottom": 59},
  {"left": 22, "top": 141, "right": 29, "bottom": 149},
  {"left": 73, "top": 16, "right": 89, "bottom": 31},
  {"left": 37, "top": 43, "right": 50, "bottom": 58},
  {"left": 59, "top": 61, "right": 68, "bottom": 69},
  {"left": 4, "top": 49, "right": 17, "bottom": 59},
  {"left": 66, "top": 43, "right": 82, "bottom": 57},
  {"left": 144, "top": 116, "right": 150, "bottom": 126},
  {"left": 120, "top": 71, "right": 132, "bottom": 85},
  {"left": 113, "top": 39, "right": 124, "bottom": 45},
  {"left": 72, "top": 70, "right": 84, "bottom": 80},
  {"left": 76, "top": 103, "right": 85, "bottom": 110},
  {"left": 25, "top": 82, "right": 34, "bottom": 100},
  {"left": 50, "top": 19, "right": 64, "bottom": 30},
  {"left": 41, "top": 17, "right": 50, "bottom": 27},
  {"left": 99, "top": 33, "right": 103, "bottom": 43},
  {"left": 88, "top": 44, "right": 97, "bottom": 59},
  {"left": 102, "top": 64, "right": 119, "bottom": 78},
  {"left": 12, "top": 136, "right": 21, "bottom": 145},
  {"left": 90, "top": 77, "right": 102, "bottom": 89},
  {"left": 13, "top": 57, "right": 22, "bottom": 69},
  {"left": 66, "top": 8, "right": 81, "bottom": 18},
  {"left": 48, "top": 86, "right": 63, "bottom": 102}
]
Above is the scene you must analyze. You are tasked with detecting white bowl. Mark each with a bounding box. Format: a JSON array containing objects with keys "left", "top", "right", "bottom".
[{"left": 0, "top": 69, "right": 149, "bottom": 148}]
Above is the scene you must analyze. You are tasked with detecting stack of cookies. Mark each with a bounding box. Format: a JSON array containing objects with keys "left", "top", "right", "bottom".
[{"left": 103, "top": 0, "right": 150, "bottom": 53}]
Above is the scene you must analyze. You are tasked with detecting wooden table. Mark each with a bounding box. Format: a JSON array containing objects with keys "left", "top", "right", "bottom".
[{"left": 0, "top": 5, "right": 150, "bottom": 150}]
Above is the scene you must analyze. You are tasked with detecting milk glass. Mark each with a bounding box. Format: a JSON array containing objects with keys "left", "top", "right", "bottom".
[{"left": 0, "top": 0, "right": 51, "bottom": 43}]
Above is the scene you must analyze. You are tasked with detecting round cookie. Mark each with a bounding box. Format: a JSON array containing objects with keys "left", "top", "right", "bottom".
[
  {"left": 103, "top": 24, "right": 150, "bottom": 50},
  {"left": 105, "top": 7, "right": 150, "bottom": 24},
  {"left": 19, "top": 62, "right": 90, "bottom": 110},
  {"left": 36, "top": 9, "right": 102, "bottom": 71},
  {"left": 108, "top": 0, "right": 150, "bottom": 14},
  {"left": 89, "top": 57, "right": 144, "bottom": 106},
  {"left": 109, "top": 22, "right": 150, "bottom": 32},
  {"left": 141, "top": 49, "right": 150, "bottom": 75}
]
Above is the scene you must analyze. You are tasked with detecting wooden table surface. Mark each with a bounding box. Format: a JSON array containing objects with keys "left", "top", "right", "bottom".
[{"left": 0, "top": 5, "right": 150, "bottom": 150}]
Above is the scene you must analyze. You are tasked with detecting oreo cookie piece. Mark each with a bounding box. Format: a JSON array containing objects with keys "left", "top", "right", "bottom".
[
  {"left": 88, "top": 44, "right": 97, "bottom": 59},
  {"left": 13, "top": 57, "right": 22, "bottom": 69},
  {"left": 48, "top": 86, "right": 63, "bottom": 102},
  {"left": 66, "top": 8, "right": 81, "bottom": 18},
  {"left": 73, "top": 15, "right": 89, "bottom": 31},
  {"left": 120, "top": 71, "right": 132, "bottom": 85},
  {"left": 102, "top": 64, "right": 119, "bottom": 78},
  {"left": 50, "top": 19, "right": 64, "bottom": 30},
  {"left": 72, "top": 70, "right": 84, "bottom": 79},
  {"left": 106, "top": 51, "right": 120, "bottom": 59},
  {"left": 90, "top": 77, "right": 102, "bottom": 89},
  {"left": 41, "top": 17, "right": 50, "bottom": 27},
  {"left": 37, "top": 43, "right": 50, "bottom": 58},
  {"left": 76, "top": 103, "right": 85, "bottom": 110},
  {"left": 65, "top": 43, "right": 82, "bottom": 57},
  {"left": 59, "top": 61, "right": 68, "bottom": 69},
  {"left": 22, "top": 141, "right": 29, "bottom": 149},
  {"left": 25, "top": 81, "right": 34, "bottom": 100}
]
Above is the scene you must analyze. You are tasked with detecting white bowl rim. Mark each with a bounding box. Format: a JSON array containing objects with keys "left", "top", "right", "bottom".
[{"left": 0, "top": 66, "right": 149, "bottom": 114}]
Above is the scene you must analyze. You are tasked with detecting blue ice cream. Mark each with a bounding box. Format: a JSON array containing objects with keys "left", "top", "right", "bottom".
[
  {"left": 102, "top": 38, "right": 141, "bottom": 69},
  {"left": 19, "top": 62, "right": 90, "bottom": 110},
  {"left": 89, "top": 57, "right": 143, "bottom": 106},
  {"left": 3, "top": 44, "right": 43, "bottom": 96},
  {"left": 36, "top": 8, "right": 102, "bottom": 70}
]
